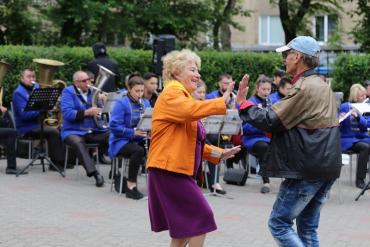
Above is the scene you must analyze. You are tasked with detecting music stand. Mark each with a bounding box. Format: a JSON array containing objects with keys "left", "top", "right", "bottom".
[
  {"left": 16, "top": 88, "right": 65, "bottom": 177},
  {"left": 133, "top": 108, "right": 152, "bottom": 201},
  {"left": 203, "top": 110, "right": 242, "bottom": 199},
  {"left": 137, "top": 108, "right": 152, "bottom": 156},
  {"left": 355, "top": 166, "right": 370, "bottom": 201}
]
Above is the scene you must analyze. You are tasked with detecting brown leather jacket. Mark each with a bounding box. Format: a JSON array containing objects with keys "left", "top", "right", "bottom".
[{"left": 239, "top": 69, "right": 342, "bottom": 180}]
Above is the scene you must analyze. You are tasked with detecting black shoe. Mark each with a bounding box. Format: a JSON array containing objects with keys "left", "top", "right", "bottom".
[
  {"left": 356, "top": 179, "right": 366, "bottom": 189},
  {"left": 6, "top": 168, "right": 28, "bottom": 175},
  {"left": 94, "top": 174, "right": 105, "bottom": 187},
  {"left": 126, "top": 186, "right": 144, "bottom": 200}
]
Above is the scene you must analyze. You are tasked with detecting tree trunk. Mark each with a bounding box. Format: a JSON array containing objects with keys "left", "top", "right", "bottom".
[
  {"left": 221, "top": 22, "right": 231, "bottom": 50},
  {"left": 213, "top": 23, "right": 220, "bottom": 50},
  {"left": 220, "top": 0, "right": 236, "bottom": 50},
  {"left": 279, "top": 0, "right": 312, "bottom": 43}
]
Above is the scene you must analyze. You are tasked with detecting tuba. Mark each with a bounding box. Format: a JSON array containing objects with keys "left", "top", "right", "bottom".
[
  {"left": 91, "top": 64, "right": 115, "bottom": 128},
  {"left": 0, "top": 60, "right": 11, "bottom": 108},
  {"left": 33, "top": 58, "right": 66, "bottom": 128}
]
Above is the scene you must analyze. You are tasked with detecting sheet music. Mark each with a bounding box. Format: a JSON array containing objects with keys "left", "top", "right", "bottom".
[
  {"left": 203, "top": 115, "right": 224, "bottom": 134},
  {"left": 203, "top": 110, "right": 242, "bottom": 135},
  {"left": 349, "top": 100, "right": 370, "bottom": 116},
  {"left": 137, "top": 108, "right": 153, "bottom": 131},
  {"left": 221, "top": 110, "right": 242, "bottom": 135}
]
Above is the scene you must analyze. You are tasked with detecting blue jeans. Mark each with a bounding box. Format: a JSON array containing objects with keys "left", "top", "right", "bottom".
[{"left": 268, "top": 178, "right": 335, "bottom": 247}]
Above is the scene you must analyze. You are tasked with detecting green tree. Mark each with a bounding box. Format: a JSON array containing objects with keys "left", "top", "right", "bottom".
[
  {"left": 43, "top": 0, "right": 213, "bottom": 47},
  {"left": 124, "top": 0, "right": 211, "bottom": 48},
  {"left": 348, "top": 0, "right": 370, "bottom": 52},
  {"left": 208, "top": 0, "right": 250, "bottom": 50},
  {"left": 43, "top": 0, "right": 119, "bottom": 46},
  {"left": 270, "top": 0, "right": 342, "bottom": 43},
  {"left": 0, "top": 0, "right": 38, "bottom": 45}
]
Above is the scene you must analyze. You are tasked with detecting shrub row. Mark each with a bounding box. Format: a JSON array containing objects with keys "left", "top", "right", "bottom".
[
  {"left": 1, "top": 45, "right": 368, "bottom": 106},
  {"left": 331, "top": 53, "right": 370, "bottom": 98}
]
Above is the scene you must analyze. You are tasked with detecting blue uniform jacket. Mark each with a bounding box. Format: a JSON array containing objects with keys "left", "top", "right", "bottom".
[
  {"left": 339, "top": 102, "right": 370, "bottom": 151},
  {"left": 12, "top": 83, "right": 41, "bottom": 136},
  {"left": 206, "top": 90, "right": 239, "bottom": 109},
  {"left": 242, "top": 95, "right": 270, "bottom": 151},
  {"left": 269, "top": 91, "right": 284, "bottom": 105},
  {"left": 108, "top": 96, "right": 150, "bottom": 158},
  {"left": 60, "top": 85, "right": 107, "bottom": 141}
]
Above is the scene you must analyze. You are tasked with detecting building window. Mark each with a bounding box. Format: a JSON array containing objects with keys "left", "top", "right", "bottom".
[
  {"left": 312, "top": 15, "right": 338, "bottom": 43},
  {"left": 259, "top": 16, "right": 285, "bottom": 45}
]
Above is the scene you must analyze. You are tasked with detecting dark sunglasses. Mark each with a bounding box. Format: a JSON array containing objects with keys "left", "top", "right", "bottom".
[{"left": 282, "top": 50, "right": 296, "bottom": 59}]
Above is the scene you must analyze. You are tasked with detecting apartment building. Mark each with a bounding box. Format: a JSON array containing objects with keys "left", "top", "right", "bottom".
[{"left": 230, "top": 0, "right": 359, "bottom": 51}]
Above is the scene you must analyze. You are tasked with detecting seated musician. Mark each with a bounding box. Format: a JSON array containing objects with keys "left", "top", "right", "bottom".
[
  {"left": 60, "top": 70, "right": 109, "bottom": 187},
  {"left": 242, "top": 75, "right": 272, "bottom": 194},
  {"left": 109, "top": 75, "right": 150, "bottom": 200},
  {"left": 12, "top": 69, "right": 65, "bottom": 171},
  {"left": 339, "top": 84, "right": 370, "bottom": 189},
  {"left": 143, "top": 72, "right": 159, "bottom": 107},
  {"left": 205, "top": 73, "right": 239, "bottom": 195},
  {"left": 0, "top": 105, "right": 23, "bottom": 174},
  {"left": 269, "top": 77, "right": 292, "bottom": 104}
]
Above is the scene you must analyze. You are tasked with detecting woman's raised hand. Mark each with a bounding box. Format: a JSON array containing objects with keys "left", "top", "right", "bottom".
[{"left": 222, "top": 81, "right": 235, "bottom": 104}]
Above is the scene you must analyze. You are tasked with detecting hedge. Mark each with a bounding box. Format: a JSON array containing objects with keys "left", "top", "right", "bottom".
[
  {"left": 331, "top": 53, "right": 370, "bottom": 98},
  {"left": 0, "top": 45, "right": 284, "bottom": 106}
]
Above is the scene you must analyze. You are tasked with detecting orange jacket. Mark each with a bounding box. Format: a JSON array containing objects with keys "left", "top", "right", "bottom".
[{"left": 146, "top": 80, "right": 227, "bottom": 176}]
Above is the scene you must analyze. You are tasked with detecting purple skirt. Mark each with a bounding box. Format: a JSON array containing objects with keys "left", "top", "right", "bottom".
[{"left": 148, "top": 168, "right": 217, "bottom": 238}]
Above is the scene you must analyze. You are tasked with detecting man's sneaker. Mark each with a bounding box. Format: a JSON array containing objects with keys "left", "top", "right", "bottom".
[
  {"left": 126, "top": 187, "right": 144, "bottom": 200},
  {"left": 260, "top": 185, "right": 270, "bottom": 194}
]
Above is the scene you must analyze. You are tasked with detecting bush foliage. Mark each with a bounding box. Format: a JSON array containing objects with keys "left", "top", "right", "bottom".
[
  {"left": 331, "top": 53, "right": 370, "bottom": 98},
  {"left": 0, "top": 45, "right": 284, "bottom": 105},
  {"left": 1, "top": 45, "right": 368, "bottom": 106}
]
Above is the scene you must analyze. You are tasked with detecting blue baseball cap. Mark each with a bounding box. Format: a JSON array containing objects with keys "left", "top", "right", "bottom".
[{"left": 276, "top": 36, "right": 321, "bottom": 58}]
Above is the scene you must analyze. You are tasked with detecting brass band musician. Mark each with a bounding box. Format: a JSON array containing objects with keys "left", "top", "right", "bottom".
[
  {"left": 60, "top": 70, "right": 108, "bottom": 187},
  {"left": 12, "top": 69, "right": 65, "bottom": 171}
]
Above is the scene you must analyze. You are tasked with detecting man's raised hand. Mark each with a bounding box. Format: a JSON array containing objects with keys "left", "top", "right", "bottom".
[{"left": 236, "top": 74, "right": 250, "bottom": 106}]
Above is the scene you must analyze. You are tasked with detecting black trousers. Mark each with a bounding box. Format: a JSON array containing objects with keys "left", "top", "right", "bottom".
[
  {"left": 206, "top": 134, "right": 226, "bottom": 185},
  {"left": 64, "top": 132, "right": 109, "bottom": 177},
  {"left": 116, "top": 142, "right": 145, "bottom": 183},
  {"left": 225, "top": 147, "right": 247, "bottom": 169},
  {"left": 24, "top": 126, "right": 65, "bottom": 167},
  {"left": 349, "top": 141, "right": 369, "bottom": 180},
  {"left": 0, "top": 127, "right": 17, "bottom": 169},
  {"left": 251, "top": 141, "right": 270, "bottom": 184}
]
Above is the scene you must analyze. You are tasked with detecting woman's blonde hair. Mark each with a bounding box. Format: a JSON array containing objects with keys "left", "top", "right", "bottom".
[
  {"left": 349, "top": 83, "right": 366, "bottom": 102},
  {"left": 162, "top": 49, "right": 201, "bottom": 83}
]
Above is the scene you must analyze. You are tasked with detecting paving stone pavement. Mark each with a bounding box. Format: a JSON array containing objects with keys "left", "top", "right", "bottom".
[{"left": 0, "top": 158, "right": 369, "bottom": 247}]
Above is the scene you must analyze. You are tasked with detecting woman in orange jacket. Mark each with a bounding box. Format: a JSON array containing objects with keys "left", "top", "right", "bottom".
[{"left": 146, "top": 49, "right": 240, "bottom": 247}]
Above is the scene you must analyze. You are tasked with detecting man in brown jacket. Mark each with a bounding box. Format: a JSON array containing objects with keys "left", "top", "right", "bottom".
[{"left": 236, "top": 36, "right": 342, "bottom": 247}]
